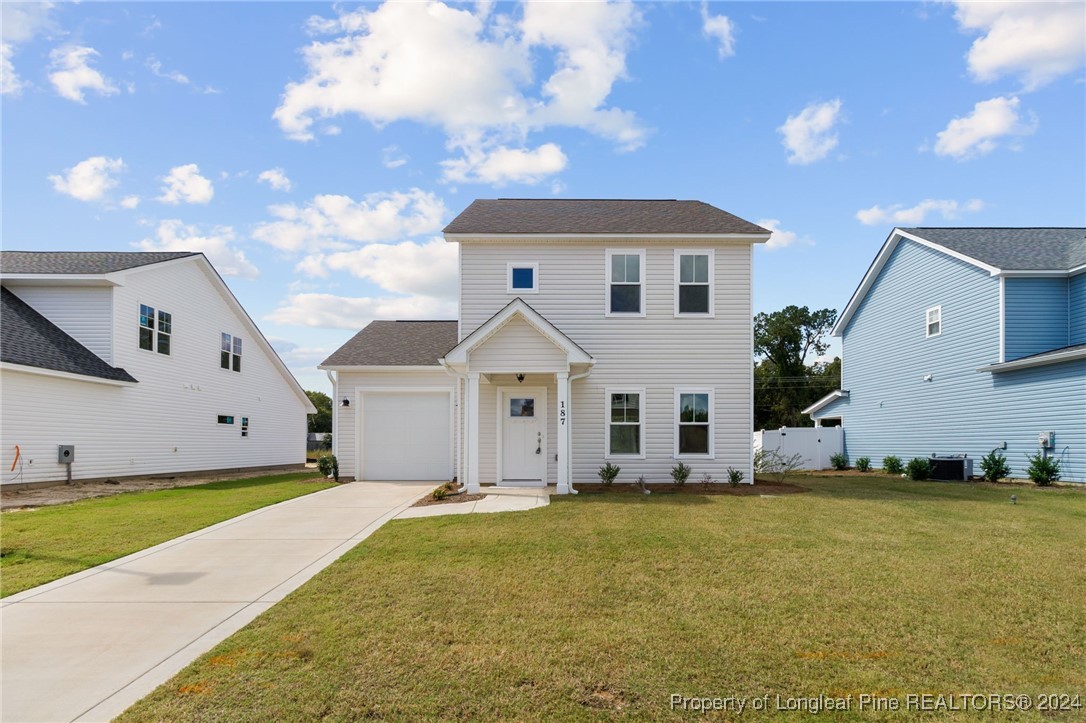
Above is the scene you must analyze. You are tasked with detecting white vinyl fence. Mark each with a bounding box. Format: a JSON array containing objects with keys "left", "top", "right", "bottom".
[{"left": 754, "top": 427, "right": 843, "bottom": 471}]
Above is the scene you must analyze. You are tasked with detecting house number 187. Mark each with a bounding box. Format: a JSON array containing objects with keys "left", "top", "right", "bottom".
[{"left": 560, "top": 401, "right": 566, "bottom": 425}]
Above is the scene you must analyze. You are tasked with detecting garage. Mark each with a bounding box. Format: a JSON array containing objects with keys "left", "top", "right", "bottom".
[{"left": 360, "top": 391, "right": 452, "bottom": 481}]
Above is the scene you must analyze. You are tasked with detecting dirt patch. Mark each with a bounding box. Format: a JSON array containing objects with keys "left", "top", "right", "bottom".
[
  {"left": 574, "top": 480, "right": 808, "bottom": 495},
  {"left": 412, "top": 490, "right": 488, "bottom": 507},
  {"left": 1, "top": 465, "right": 320, "bottom": 511}
]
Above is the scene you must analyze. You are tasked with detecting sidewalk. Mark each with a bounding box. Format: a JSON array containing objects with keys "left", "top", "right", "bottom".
[{"left": 1, "top": 480, "right": 432, "bottom": 722}]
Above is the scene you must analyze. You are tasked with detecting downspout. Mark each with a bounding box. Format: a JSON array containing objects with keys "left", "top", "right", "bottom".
[
  {"left": 564, "top": 366, "right": 594, "bottom": 495},
  {"left": 440, "top": 360, "right": 468, "bottom": 487},
  {"left": 325, "top": 370, "right": 338, "bottom": 461}
]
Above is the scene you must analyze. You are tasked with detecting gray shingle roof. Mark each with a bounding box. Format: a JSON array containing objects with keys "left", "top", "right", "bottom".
[
  {"left": 321, "top": 320, "right": 458, "bottom": 367},
  {"left": 0, "top": 251, "right": 199, "bottom": 275},
  {"left": 444, "top": 199, "right": 769, "bottom": 236},
  {"left": 902, "top": 228, "right": 1086, "bottom": 271},
  {"left": 1, "top": 287, "right": 138, "bottom": 383}
]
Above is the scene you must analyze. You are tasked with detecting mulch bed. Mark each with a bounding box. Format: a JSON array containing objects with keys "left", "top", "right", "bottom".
[
  {"left": 412, "top": 490, "right": 489, "bottom": 507},
  {"left": 574, "top": 480, "right": 808, "bottom": 495}
]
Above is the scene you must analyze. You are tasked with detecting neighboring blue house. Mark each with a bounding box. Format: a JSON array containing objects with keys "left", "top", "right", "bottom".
[{"left": 805, "top": 228, "right": 1085, "bottom": 483}]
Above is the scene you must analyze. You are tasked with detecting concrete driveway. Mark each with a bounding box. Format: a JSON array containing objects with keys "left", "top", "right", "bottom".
[{"left": 1, "top": 480, "right": 432, "bottom": 723}]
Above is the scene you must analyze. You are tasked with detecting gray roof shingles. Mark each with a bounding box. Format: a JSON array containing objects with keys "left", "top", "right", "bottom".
[
  {"left": 0, "top": 251, "right": 198, "bottom": 275},
  {"left": 321, "top": 320, "right": 458, "bottom": 367},
  {"left": 444, "top": 199, "right": 770, "bottom": 236},
  {"left": 902, "top": 228, "right": 1086, "bottom": 271},
  {"left": 1, "top": 287, "right": 138, "bottom": 383}
]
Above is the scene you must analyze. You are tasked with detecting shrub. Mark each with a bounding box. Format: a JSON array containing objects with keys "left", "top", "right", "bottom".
[
  {"left": 883, "top": 456, "right": 904, "bottom": 474},
  {"left": 317, "top": 454, "right": 339, "bottom": 482},
  {"left": 979, "top": 451, "right": 1010, "bottom": 482},
  {"left": 431, "top": 485, "right": 448, "bottom": 500},
  {"left": 670, "top": 462, "right": 692, "bottom": 487},
  {"left": 830, "top": 453, "right": 849, "bottom": 471},
  {"left": 598, "top": 463, "right": 620, "bottom": 486},
  {"left": 905, "top": 457, "right": 931, "bottom": 481},
  {"left": 1025, "top": 453, "right": 1060, "bottom": 486},
  {"left": 320, "top": 432, "right": 332, "bottom": 450},
  {"left": 700, "top": 472, "right": 716, "bottom": 490},
  {"left": 756, "top": 449, "right": 804, "bottom": 484},
  {"left": 855, "top": 457, "right": 871, "bottom": 473},
  {"left": 726, "top": 467, "right": 744, "bottom": 486}
]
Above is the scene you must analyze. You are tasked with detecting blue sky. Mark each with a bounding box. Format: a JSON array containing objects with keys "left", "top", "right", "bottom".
[{"left": 3, "top": 1, "right": 1084, "bottom": 393}]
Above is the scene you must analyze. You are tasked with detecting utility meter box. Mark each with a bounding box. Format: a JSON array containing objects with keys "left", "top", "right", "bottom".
[
  {"left": 1038, "top": 431, "right": 1054, "bottom": 449},
  {"left": 57, "top": 445, "right": 75, "bottom": 464}
]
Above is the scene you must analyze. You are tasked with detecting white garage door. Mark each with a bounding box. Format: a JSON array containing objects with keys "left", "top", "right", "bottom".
[{"left": 361, "top": 392, "right": 452, "bottom": 481}]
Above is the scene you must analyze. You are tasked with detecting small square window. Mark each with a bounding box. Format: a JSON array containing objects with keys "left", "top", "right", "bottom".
[{"left": 507, "top": 263, "right": 539, "bottom": 293}]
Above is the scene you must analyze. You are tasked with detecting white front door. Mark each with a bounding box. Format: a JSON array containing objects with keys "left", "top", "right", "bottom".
[{"left": 500, "top": 388, "right": 546, "bottom": 485}]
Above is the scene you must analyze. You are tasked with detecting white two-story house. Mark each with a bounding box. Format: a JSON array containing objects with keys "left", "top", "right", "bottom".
[
  {"left": 0, "top": 251, "right": 315, "bottom": 486},
  {"left": 321, "top": 199, "right": 770, "bottom": 493}
]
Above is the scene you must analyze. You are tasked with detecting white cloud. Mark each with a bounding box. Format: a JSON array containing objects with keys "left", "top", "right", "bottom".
[
  {"left": 120, "top": 195, "right": 140, "bottom": 209},
  {"left": 157, "top": 163, "right": 214, "bottom": 204},
  {"left": 136, "top": 220, "right": 259, "bottom": 278},
  {"left": 855, "top": 198, "right": 985, "bottom": 226},
  {"left": 252, "top": 188, "right": 446, "bottom": 252},
  {"left": 778, "top": 99, "right": 842, "bottom": 165},
  {"left": 701, "top": 2, "right": 736, "bottom": 59},
  {"left": 295, "top": 238, "right": 458, "bottom": 298},
  {"left": 933, "top": 95, "right": 1037, "bottom": 160},
  {"left": 755, "top": 219, "right": 805, "bottom": 250},
  {"left": 266, "top": 292, "right": 456, "bottom": 330},
  {"left": 441, "top": 142, "right": 567, "bottom": 185},
  {"left": 48, "top": 156, "right": 124, "bottom": 202},
  {"left": 953, "top": 1, "right": 1086, "bottom": 91},
  {"left": 48, "top": 46, "right": 119, "bottom": 103},
  {"left": 1, "top": 44, "right": 24, "bottom": 95},
  {"left": 257, "top": 167, "right": 292, "bottom": 192},
  {"left": 382, "top": 145, "right": 408, "bottom": 169},
  {"left": 266, "top": 337, "right": 335, "bottom": 368},
  {"left": 1, "top": 2, "right": 56, "bottom": 95},
  {"left": 274, "top": 1, "right": 645, "bottom": 180},
  {"left": 146, "top": 54, "right": 219, "bottom": 94}
]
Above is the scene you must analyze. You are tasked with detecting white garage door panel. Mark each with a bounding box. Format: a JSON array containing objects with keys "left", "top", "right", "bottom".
[{"left": 362, "top": 392, "right": 451, "bottom": 481}]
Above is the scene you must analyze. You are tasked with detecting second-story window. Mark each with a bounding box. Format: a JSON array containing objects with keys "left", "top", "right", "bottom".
[
  {"left": 139, "top": 304, "right": 171, "bottom": 355},
  {"left": 675, "top": 250, "right": 714, "bottom": 316},
  {"left": 926, "top": 306, "right": 942, "bottom": 338},
  {"left": 507, "top": 262, "right": 539, "bottom": 294},
  {"left": 606, "top": 249, "right": 646, "bottom": 316},
  {"left": 221, "top": 333, "right": 242, "bottom": 372}
]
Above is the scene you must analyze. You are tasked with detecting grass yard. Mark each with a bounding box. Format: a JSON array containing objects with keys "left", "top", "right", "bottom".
[
  {"left": 120, "top": 477, "right": 1086, "bottom": 721},
  {"left": 1, "top": 473, "right": 332, "bottom": 597}
]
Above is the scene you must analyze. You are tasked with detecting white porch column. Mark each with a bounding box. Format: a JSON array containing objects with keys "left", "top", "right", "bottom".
[
  {"left": 466, "top": 372, "right": 481, "bottom": 493},
  {"left": 556, "top": 372, "right": 570, "bottom": 494}
]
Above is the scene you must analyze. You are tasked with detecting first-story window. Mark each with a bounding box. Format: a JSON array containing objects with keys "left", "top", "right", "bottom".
[
  {"left": 241, "top": 417, "right": 249, "bottom": 437},
  {"left": 139, "top": 304, "right": 172, "bottom": 355},
  {"left": 606, "top": 389, "right": 644, "bottom": 457},
  {"left": 926, "top": 305, "right": 942, "bottom": 338},
  {"left": 676, "top": 389, "right": 713, "bottom": 456},
  {"left": 217, "top": 415, "right": 234, "bottom": 425},
  {"left": 221, "top": 333, "right": 242, "bottom": 372}
]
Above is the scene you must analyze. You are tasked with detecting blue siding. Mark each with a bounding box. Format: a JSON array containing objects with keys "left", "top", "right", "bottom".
[
  {"left": 814, "top": 394, "right": 849, "bottom": 420},
  {"left": 1071, "top": 274, "right": 1086, "bottom": 346},
  {"left": 838, "top": 239, "right": 1085, "bottom": 482},
  {"left": 1004, "top": 277, "right": 1068, "bottom": 360}
]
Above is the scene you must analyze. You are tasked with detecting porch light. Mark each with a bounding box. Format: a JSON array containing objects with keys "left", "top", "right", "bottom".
[
  {"left": 341, "top": 397, "right": 350, "bottom": 407},
  {"left": 516, "top": 373, "right": 525, "bottom": 383}
]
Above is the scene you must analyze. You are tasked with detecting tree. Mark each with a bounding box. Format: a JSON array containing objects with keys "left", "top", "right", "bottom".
[
  {"left": 306, "top": 390, "right": 332, "bottom": 433},
  {"left": 753, "top": 306, "right": 838, "bottom": 429}
]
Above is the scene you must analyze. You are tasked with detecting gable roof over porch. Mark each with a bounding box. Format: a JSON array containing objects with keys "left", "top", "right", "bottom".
[{"left": 441, "top": 298, "right": 593, "bottom": 369}]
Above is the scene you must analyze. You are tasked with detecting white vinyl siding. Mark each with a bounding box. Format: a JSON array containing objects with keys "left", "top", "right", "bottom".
[
  {"left": 605, "top": 248, "right": 646, "bottom": 317},
  {"left": 605, "top": 387, "right": 645, "bottom": 459},
  {"left": 459, "top": 240, "right": 753, "bottom": 484},
  {"left": 468, "top": 316, "right": 568, "bottom": 372},
  {"left": 1, "top": 259, "right": 309, "bottom": 485},
  {"left": 674, "top": 249, "right": 714, "bottom": 317},
  {"left": 6, "top": 285, "right": 113, "bottom": 363}
]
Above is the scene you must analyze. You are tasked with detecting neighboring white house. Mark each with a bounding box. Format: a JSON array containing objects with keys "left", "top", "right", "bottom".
[
  {"left": 0, "top": 251, "right": 316, "bottom": 486},
  {"left": 321, "top": 199, "right": 770, "bottom": 493}
]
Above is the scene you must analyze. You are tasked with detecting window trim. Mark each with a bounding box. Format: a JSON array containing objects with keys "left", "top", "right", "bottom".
[
  {"left": 156, "top": 309, "right": 172, "bottom": 356},
  {"left": 673, "top": 249, "right": 715, "bottom": 317},
  {"left": 674, "top": 387, "right": 715, "bottom": 459},
  {"left": 605, "top": 248, "right": 647, "bottom": 317},
  {"left": 221, "top": 332, "right": 242, "bottom": 372},
  {"left": 506, "top": 262, "right": 540, "bottom": 294},
  {"left": 926, "top": 305, "right": 942, "bottom": 338},
  {"left": 217, "top": 415, "right": 235, "bottom": 425},
  {"left": 138, "top": 303, "right": 172, "bottom": 355},
  {"left": 604, "top": 386, "right": 646, "bottom": 460}
]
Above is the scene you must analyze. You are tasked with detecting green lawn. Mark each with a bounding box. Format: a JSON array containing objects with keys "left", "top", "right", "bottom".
[
  {"left": 120, "top": 477, "right": 1086, "bottom": 721},
  {"left": 1, "top": 473, "right": 332, "bottom": 597}
]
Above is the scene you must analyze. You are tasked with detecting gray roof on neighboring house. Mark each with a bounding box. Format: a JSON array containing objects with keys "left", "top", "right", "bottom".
[
  {"left": 902, "top": 228, "right": 1086, "bottom": 271},
  {"left": 0, "top": 287, "right": 138, "bottom": 383},
  {"left": 321, "top": 320, "right": 458, "bottom": 367},
  {"left": 444, "top": 199, "right": 770, "bottom": 236},
  {"left": 0, "top": 251, "right": 199, "bottom": 275}
]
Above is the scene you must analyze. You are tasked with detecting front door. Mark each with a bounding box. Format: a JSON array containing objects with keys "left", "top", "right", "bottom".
[{"left": 500, "top": 389, "right": 546, "bottom": 485}]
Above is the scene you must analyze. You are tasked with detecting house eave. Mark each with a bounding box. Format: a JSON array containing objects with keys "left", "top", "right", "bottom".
[
  {"left": 442, "top": 298, "right": 594, "bottom": 366},
  {"left": 318, "top": 364, "right": 445, "bottom": 372},
  {"left": 977, "top": 348, "right": 1086, "bottom": 373},
  {"left": 0, "top": 361, "right": 138, "bottom": 386},
  {"left": 801, "top": 389, "right": 849, "bottom": 416},
  {"left": 444, "top": 232, "right": 771, "bottom": 243}
]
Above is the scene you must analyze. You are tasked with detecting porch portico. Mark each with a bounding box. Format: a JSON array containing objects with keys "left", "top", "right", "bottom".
[{"left": 441, "top": 299, "right": 594, "bottom": 495}]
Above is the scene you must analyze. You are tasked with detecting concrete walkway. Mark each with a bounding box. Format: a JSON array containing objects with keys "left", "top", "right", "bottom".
[
  {"left": 397, "top": 485, "right": 551, "bottom": 519},
  {"left": 1, "top": 480, "right": 432, "bottom": 723}
]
